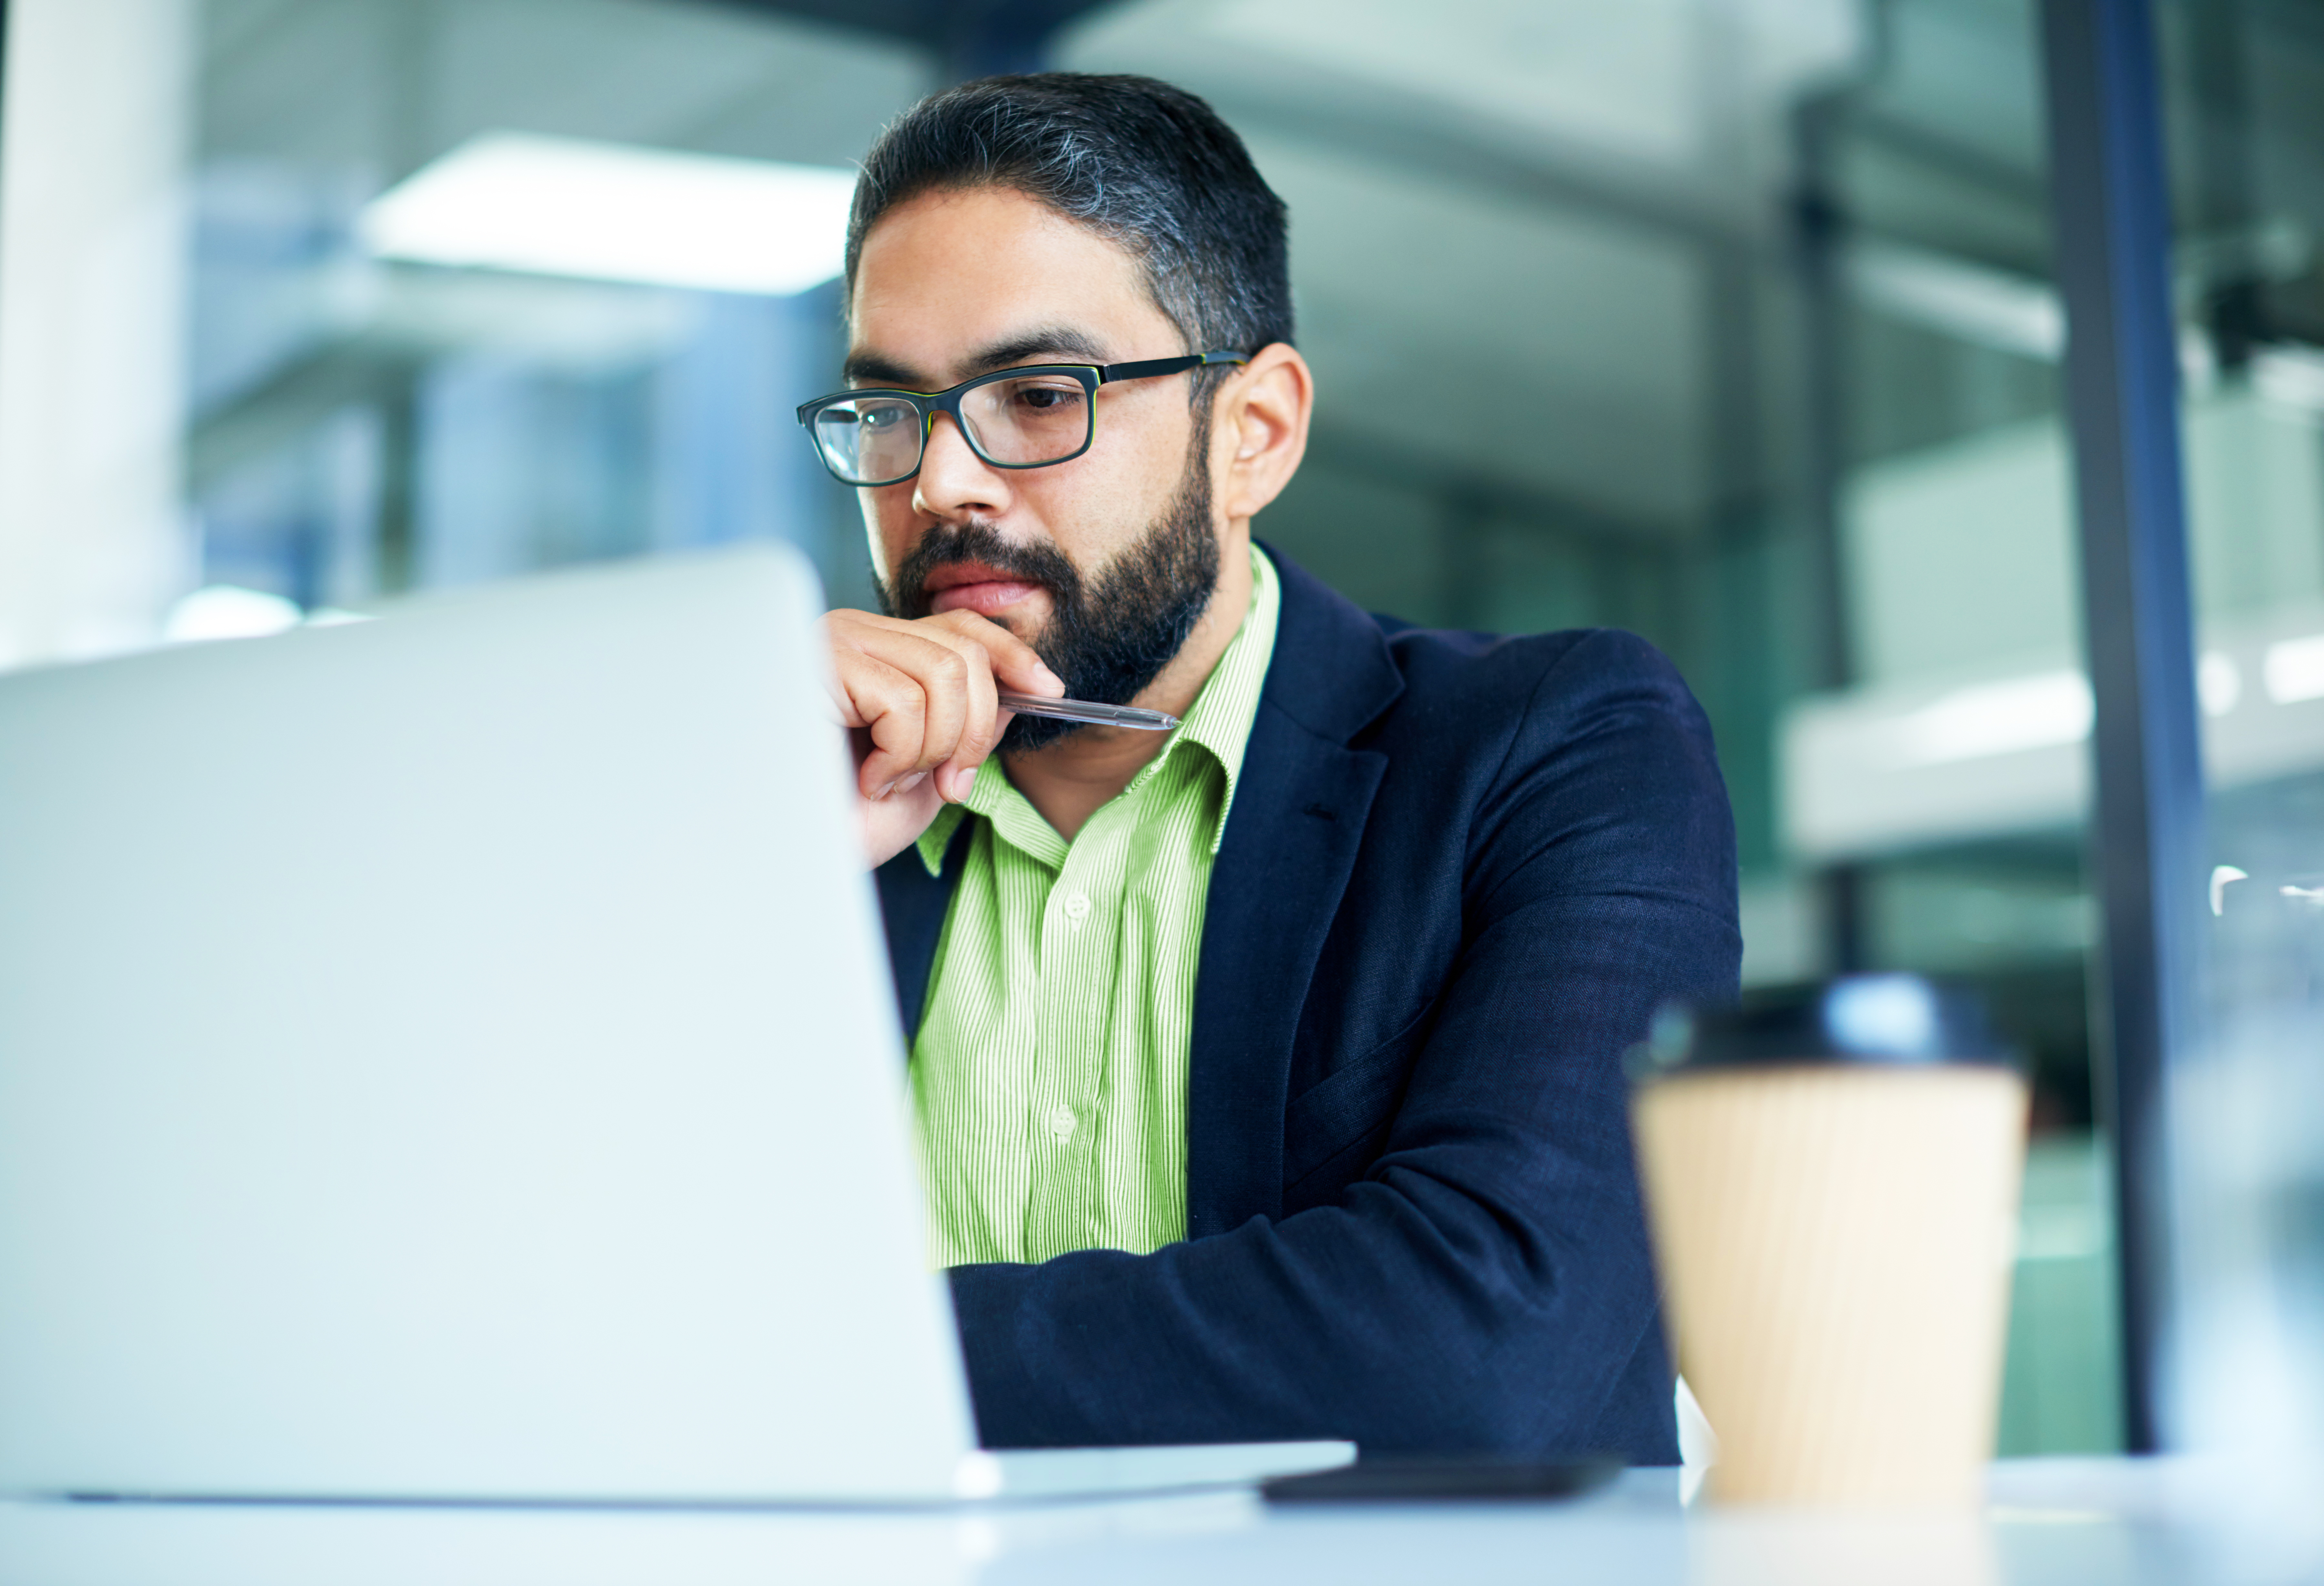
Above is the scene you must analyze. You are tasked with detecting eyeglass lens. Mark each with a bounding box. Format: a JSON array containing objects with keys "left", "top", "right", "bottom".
[
  {"left": 812, "top": 397, "right": 920, "bottom": 485},
  {"left": 811, "top": 373, "right": 1094, "bottom": 484}
]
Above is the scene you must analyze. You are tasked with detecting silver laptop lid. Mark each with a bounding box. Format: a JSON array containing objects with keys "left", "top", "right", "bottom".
[{"left": 0, "top": 547, "right": 978, "bottom": 1501}]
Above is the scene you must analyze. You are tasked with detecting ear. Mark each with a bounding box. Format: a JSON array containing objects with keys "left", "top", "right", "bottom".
[{"left": 1215, "top": 343, "right": 1313, "bottom": 524}]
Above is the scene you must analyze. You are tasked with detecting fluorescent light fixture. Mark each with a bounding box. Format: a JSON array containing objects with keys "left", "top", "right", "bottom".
[
  {"left": 2253, "top": 344, "right": 2324, "bottom": 414},
  {"left": 1848, "top": 241, "right": 2064, "bottom": 361},
  {"left": 1892, "top": 670, "right": 2092, "bottom": 765},
  {"left": 2263, "top": 633, "right": 2324, "bottom": 704},
  {"left": 164, "top": 585, "right": 303, "bottom": 643},
  {"left": 1846, "top": 241, "right": 2216, "bottom": 383},
  {"left": 2199, "top": 651, "right": 2242, "bottom": 716},
  {"left": 360, "top": 132, "right": 857, "bottom": 296}
]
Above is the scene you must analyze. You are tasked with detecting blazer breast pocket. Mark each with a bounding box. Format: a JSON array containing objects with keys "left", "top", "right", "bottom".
[{"left": 1281, "top": 1003, "right": 1436, "bottom": 1193}]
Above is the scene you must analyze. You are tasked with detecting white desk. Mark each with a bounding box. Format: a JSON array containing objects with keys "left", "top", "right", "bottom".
[{"left": 0, "top": 1459, "right": 2296, "bottom": 1586}]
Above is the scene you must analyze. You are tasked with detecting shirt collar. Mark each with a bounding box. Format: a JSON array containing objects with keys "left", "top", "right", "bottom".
[
  {"left": 1167, "top": 542, "right": 1279, "bottom": 850},
  {"left": 915, "top": 544, "right": 1281, "bottom": 873}
]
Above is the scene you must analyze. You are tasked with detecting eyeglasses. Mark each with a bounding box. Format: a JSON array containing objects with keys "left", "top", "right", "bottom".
[{"left": 795, "top": 350, "right": 1249, "bottom": 488}]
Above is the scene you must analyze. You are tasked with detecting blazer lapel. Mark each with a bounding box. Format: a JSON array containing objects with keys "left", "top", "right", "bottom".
[{"left": 1186, "top": 549, "right": 1402, "bottom": 1237}]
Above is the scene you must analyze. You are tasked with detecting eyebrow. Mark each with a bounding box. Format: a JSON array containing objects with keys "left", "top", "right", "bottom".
[
  {"left": 841, "top": 348, "right": 922, "bottom": 387},
  {"left": 841, "top": 325, "right": 1116, "bottom": 391}
]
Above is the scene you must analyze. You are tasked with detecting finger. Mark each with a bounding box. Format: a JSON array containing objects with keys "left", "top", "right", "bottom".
[
  {"left": 938, "top": 685, "right": 1011, "bottom": 805},
  {"left": 843, "top": 627, "right": 982, "bottom": 781},
  {"left": 833, "top": 606, "right": 1061, "bottom": 700},
  {"left": 929, "top": 609, "right": 1065, "bottom": 698},
  {"left": 828, "top": 609, "right": 1042, "bottom": 803},
  {"left": 824, "top": 611, "right": 974, "bottom": 726},
  {"left": 894, "top": 624, "right": 1002, "bottom": 801},
  {"left": 943, "top": 689, "right": 1023, "bottom": 803},
  {"left": 821, "top": 612, "right": 895, "bottom": 726},
  {"left": 839, "top": 655, "right": 928, "bottom": 797},
  {"left": 888, "top": 628, "right": 976, "bottom": 778}
]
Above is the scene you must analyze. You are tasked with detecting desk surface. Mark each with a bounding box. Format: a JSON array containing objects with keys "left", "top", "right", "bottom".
[{"left": 1, "top": 1458, "right": 2308, "bottom": 1586}]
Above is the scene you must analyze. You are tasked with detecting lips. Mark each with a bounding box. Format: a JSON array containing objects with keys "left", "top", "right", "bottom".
[{"left": 924, "top": 560, "right": 1048, "bottom": 618}]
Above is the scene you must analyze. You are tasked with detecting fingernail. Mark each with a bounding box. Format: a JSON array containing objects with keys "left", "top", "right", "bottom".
[
  {"left": 898, "top": 771, "right": 928, "bottom": 795},
  {"left": 871, "top": 780, "right": 897, "bottom": 801}
]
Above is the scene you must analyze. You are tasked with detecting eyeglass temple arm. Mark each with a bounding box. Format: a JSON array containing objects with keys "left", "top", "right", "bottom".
[{"left": 1098, "top": 350, "right": 1250, "bottom": 383}]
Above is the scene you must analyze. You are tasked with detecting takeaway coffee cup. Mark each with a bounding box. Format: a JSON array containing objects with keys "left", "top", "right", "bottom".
[{"left": 1630, "top": 976, "right": 2026, "bottom": 1507}]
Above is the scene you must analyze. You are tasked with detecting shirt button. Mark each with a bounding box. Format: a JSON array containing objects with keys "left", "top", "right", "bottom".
[
  {"left": 1061, "top": 891, "right": 1091, "bottom": 924},
  {"left": 1047, "top": 1104, "right": 1077, "bottom": 1141}
]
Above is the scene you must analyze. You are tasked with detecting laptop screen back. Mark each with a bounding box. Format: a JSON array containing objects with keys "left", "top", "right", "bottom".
[{"left": 0, "top": 548, "right": 975, "bottom": 1500}]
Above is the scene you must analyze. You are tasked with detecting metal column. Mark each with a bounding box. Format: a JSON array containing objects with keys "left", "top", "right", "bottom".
[
  {"left": 1790, "top": 90, "right": 1868, "bottom": 973},
  {"left": 2039, "top": 0, "right": 2206, "bottom": 1456}
]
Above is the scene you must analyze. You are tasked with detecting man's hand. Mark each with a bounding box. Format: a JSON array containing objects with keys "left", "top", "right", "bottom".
[{"left": 823, "top": 609, "right": 1065, "bottom": 868}]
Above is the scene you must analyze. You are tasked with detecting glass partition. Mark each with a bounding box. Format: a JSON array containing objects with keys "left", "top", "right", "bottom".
[
  {"left": 181, "top": 0, "right": 927, "bottom": 626},
  {"left": 2153, "top": 0, "right": 2324, "bottom": 1482}
]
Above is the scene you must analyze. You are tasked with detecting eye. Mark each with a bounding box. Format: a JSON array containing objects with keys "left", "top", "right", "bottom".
[{"left": 1012, "top": 384, "right": 1083, "bottom": 413}]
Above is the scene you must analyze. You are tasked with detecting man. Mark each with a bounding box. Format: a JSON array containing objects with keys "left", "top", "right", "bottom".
[{"left": 806, "top": 73, "right": 1738, "bottom": 1461}]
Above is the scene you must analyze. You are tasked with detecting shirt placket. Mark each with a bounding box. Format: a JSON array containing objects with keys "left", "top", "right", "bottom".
[{"left": 1024, "top": 808, "right": 1127, "bottom": 1260}]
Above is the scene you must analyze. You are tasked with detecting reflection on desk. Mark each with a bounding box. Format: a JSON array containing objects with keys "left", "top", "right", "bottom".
[{"left": 0, "top": 1460, "right": 2285, "bottom": 1586}]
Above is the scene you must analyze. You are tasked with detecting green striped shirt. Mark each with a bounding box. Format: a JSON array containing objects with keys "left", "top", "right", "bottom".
[{"left": 908, "top": 546, "right": 1281, "bottom": 1267}]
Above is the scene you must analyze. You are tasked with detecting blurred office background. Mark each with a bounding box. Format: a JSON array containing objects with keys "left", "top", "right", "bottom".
[{"left": 3, "top": 0, "right": 2320, "bottom": 1458}]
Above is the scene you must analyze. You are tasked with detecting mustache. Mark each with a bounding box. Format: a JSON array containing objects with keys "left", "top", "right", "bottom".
[
  {"left": 880, "top": 520, "right": 1082, "bottom": 621},
  {"left": 874, "top": 424, "right": 1218, "bottom": 751}
]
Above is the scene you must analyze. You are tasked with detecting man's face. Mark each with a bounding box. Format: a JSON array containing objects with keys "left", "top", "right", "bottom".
[{"left": 844, "top": 186, "right": 1223, "bottom": 740}]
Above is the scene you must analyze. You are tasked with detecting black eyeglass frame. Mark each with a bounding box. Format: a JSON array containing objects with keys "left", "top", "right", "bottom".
[{"left": 794, "top": 349, "right": 1250, "bottom": 487}]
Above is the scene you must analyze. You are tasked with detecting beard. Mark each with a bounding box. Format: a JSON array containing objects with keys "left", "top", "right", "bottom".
[{"left": 877, "top": 445, "right": 1221, "bottom": 752}]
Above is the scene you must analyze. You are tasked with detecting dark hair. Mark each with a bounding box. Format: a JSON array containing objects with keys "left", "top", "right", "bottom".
[{"left": 844, "top": 73, "right": 1294, "bottom": 388}]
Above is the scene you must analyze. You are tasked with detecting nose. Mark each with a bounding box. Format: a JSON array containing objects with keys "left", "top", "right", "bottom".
[{"left": 911, "top": 411, "right": 1011, "bottom": 521}]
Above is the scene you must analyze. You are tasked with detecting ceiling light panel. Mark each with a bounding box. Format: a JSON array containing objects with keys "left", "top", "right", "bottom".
[{"left": 360, "top": 132, "right": 857, "bottom": 296}]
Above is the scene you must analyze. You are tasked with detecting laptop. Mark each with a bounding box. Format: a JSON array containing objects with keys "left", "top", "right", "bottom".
[{"left": 0, "top": 546, "right": 1351, "bottom": 1504}]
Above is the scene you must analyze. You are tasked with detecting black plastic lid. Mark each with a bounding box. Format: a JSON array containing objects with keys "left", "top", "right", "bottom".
[{"left": 1629, "top": 974, "right": 2013, "bottom": 1080}]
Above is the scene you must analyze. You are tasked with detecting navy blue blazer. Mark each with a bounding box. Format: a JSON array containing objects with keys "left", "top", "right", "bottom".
[{"left": 874, "top": 546, "right": 1740, "bottom": 1463}]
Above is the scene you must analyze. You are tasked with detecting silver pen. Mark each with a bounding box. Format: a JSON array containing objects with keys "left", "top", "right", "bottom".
[{"left": 997, "top": 691, "right": 1180, "bottom": 732}]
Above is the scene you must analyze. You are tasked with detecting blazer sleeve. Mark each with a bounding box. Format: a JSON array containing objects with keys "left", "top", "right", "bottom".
[{"left": 945, "top": 631, "right": 1742, "bottom": 1458}]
